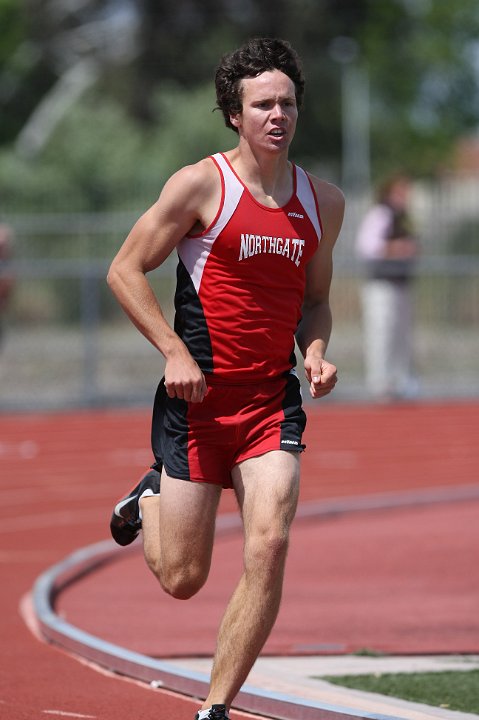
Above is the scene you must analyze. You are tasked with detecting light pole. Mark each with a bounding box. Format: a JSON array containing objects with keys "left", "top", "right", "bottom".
[{"left": 330, "top": 36, "right": 371, "bottom": 193}]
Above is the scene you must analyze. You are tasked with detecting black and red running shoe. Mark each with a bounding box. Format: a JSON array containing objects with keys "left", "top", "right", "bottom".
[{"left": 109, "top": 468, "right": 160, "bottom": 546}]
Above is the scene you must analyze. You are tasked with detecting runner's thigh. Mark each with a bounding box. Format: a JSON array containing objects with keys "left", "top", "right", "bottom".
[
  {"left": 159, "top": 469, "right": 222, "bottom": 567},
  {"left": 232, "top": 450, "right": 300, "bottom": 537}
]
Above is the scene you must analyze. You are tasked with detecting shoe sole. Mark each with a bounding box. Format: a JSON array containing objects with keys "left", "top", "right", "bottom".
[{"left": 110, "top": 516, "right": 140, "bottom": 546}]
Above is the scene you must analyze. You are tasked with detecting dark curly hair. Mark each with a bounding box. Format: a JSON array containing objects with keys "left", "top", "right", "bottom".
[{"left": 215, "top": 38, "right": 305, "bottom": 133}]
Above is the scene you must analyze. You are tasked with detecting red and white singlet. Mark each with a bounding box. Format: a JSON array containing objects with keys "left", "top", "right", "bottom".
[{"left": 174, "top": 152, "right": 322, "bottom": 383}]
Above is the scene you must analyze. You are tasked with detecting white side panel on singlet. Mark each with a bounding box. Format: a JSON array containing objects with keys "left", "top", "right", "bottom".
[
  {"left": 177, "top": 154, "right": 244, "bottom": 293},
  {"left": 295, "top": 166, "right": 322, "bottom": 244}
]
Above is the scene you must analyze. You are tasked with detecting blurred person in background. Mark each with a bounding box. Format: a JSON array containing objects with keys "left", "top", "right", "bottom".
[
  {"left": 106, "top": 37, "right": 344, "bottom": 720},
  {"left": 355, "top": 174, "right": 419, "bottom": 402},
  {"left": 0, "top": 223, "right": 14, "bottom": 349}
]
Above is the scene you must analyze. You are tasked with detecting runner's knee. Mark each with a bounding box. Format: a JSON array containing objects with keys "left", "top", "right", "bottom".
[
  {"left": 245, "top": 526, "right": 290, "bottom": 576},
  {"left": 149, "top": 559, "right": 209, "bottom": 600}
]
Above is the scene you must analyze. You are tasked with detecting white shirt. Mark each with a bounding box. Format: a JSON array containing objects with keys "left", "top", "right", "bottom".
[{"left": 355, "top": 204, "right": 392, "bottom": 260}]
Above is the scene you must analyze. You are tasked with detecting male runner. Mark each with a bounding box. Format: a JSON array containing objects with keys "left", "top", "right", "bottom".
[{"left": 107, "top": 37, "right": 344, "bottom": 720}]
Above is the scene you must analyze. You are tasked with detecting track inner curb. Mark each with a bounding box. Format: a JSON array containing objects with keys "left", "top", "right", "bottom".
[{"left": 31, "top": 486, "right": 479, "bottom": 720}]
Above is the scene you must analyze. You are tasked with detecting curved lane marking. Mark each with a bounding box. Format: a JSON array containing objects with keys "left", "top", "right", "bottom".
[{"left": 31, "top": 487, "right": 479, "bottom": 720}]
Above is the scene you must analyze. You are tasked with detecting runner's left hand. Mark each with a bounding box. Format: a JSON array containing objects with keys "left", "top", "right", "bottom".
[{"left": 304, "top": 356, "right": 338, "bottom": 399}]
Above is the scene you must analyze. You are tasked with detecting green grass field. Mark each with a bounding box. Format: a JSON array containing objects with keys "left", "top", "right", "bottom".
[{"left": 321, "top": 670, "right": 479, "bottom": 714}]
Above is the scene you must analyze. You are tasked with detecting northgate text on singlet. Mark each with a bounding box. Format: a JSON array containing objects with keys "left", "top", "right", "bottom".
[{"left": 238, "top": 233, "right": 305, "bottom": 266}]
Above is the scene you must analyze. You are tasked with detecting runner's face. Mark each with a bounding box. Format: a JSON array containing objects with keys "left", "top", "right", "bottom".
[{"left": 230, "top": 70, "right": 298, "bottom": 152}]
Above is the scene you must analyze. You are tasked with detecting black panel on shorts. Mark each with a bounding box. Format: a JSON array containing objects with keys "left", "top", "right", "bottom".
[
  {"left": 151, "top": 379, "right": 191, "bottom": 480},
  {"left": 279, "top": 372, "right": 307, "bottom": 452}
]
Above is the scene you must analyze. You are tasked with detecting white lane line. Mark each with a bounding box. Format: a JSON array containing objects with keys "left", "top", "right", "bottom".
[
  {"left": 42, "top": 711, "right": 96, "bottom": 718},
  {"left": 0, "top": 440, "right": 39, "bottom": 459},
  {"left": 107, "top": 448, "right": 153, "bottom": 465},
  {"left": 0, "top": 549, "right": 59, "bottom": 562},
  {"left": 4, "top": 484, "right": 479, "bottom": 534},
  {"left": 0, "top": 482, "right": 120, "bottom": 507},
  {"left": 0, "top": 509, "right": 108, "bottom": 533}
]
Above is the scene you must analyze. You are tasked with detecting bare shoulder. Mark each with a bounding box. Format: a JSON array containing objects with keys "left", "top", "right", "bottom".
[
  {"left": 308, "top": 175, "right": 345, "bottom": 246},
  {"left": 163, "top": 156, "right": 219, "bottom": 203},
  {"left": 155, "top": 157, "right": 221, "bottom": 235},
  {"left": 309, "top": 175, "right": 345, "bottom": 216}
]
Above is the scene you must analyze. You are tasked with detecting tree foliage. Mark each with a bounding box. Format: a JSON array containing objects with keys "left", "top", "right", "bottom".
[{"left": 1, "top": 0, "right": 479, "bottom": 210}]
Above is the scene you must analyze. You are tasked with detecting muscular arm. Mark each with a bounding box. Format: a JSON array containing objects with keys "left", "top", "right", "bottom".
[
  {"left": 107, "top": 159, "right": 220, "bottom": 402},
  {"left": 296, "top": 179, "right": 345, "bottom": 398}
]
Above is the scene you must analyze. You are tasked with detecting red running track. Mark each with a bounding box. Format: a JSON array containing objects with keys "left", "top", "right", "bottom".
[{"left": 1, "top": 401, "right": 478, "bottom": 719}]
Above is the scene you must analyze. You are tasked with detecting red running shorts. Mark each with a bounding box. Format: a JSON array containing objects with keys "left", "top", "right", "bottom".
[{"left": 151, "top": 371, "right": 306, "bottom": 489}]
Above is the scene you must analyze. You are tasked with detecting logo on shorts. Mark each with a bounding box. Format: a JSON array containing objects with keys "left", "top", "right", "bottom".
[
  {"left": 281, "top": 439, "right": 299, "bottom": 445},
  {"left": 288, "top": 212, "right": 304, "bottom": 219}
]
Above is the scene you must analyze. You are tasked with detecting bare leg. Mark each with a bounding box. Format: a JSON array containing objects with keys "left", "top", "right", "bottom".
[
  {"left": 141, "top": 470, "right": 222, "bottom": 599},
  {"left": 202, "top": 450, "right": 300, "bottom": 710}
]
